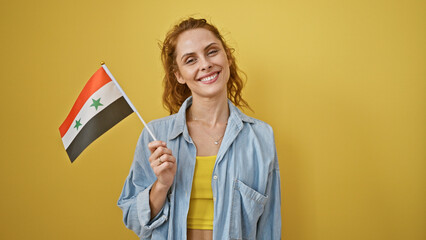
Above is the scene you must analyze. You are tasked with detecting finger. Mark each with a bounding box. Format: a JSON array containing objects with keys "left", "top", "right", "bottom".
[
  {"left": 153, "top": 160, "right": 175, "bottom": 176},
  {"left": 150, "top": 154, "right": 176, "bottom": 170},
  {"left": 158, "top": 154, "right": 176, "bottom": 164},
  {"left": 149, "top": 146, "right": 169, "bottom": 164},
  {"left": 149, "top": 147, "right": 170, "bottom": 164},
  {"left": 150, "top": 156, "right": 164, "bottom": 168},
  {"left": 153, "top": 146, "right": 172, "bottom": 157},
  {"left": 148, "top": 145, "right": 168, "bottom": 164},
  {"left": 149, "top": 151, "right": 160, "bottom": 164},
  {"left": 148, "top": 141, "right": 167, "bottom": 153}
]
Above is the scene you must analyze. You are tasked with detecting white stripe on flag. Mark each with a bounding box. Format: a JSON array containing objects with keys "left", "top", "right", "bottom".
[{"left": 61, "top": 81, "right": 122, "bottom": 149}]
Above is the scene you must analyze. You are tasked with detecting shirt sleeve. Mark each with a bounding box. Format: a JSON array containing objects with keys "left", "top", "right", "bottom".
[
  {"left": 256, "top": 135, "right": 282, "bottom": 239},
  {"left": 117, "top": 127, "right": 170, "bottom": 239}
]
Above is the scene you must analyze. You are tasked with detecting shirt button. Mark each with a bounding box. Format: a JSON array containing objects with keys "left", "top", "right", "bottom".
[
  {"left": 213, "top": 197, "right": 216, "bottom": 202},
  {"left": 213, "top": 175, "right": 218, "bottom": 180}
]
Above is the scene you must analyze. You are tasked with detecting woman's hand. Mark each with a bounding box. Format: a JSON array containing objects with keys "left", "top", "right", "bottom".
[
  {"left": 148, "top": 141, "right": 177, "bottom": 190},
  {"left": 147, "top": 141, "right": 177, "bottom": 219}
]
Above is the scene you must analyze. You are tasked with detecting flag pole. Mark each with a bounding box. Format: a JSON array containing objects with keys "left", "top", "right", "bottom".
[{"left": 100, "top": 62, "right": 157, "bottom": 141}]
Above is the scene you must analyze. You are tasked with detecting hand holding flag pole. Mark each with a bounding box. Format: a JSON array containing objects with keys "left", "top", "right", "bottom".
[{"left": 100, "top": 62, "right": 157, "bottom": 141}]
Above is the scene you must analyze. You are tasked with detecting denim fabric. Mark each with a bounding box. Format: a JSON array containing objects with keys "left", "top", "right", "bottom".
[{"left": 118, "top": 97, "right": 281, "bottom": 240}]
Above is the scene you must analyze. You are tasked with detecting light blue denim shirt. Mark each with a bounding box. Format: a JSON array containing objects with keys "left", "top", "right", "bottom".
[{"left": 118, "top": 97, "right": 281, "bottom": 240}]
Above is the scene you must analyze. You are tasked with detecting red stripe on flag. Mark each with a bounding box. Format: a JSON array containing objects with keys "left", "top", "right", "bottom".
[{"left": 59, "top": 67, "right": 112, "bottom": 137}]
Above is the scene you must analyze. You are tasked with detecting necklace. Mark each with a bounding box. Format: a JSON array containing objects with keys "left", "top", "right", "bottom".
[
  {"left": 197, "top": 121, "right": 227, "bottom": 145},
  {"left": 211, "top": 131, "right": 225, "bottom": 145},
  {"left": 189, "top": 114, "right": 227, "bottom": 145}
]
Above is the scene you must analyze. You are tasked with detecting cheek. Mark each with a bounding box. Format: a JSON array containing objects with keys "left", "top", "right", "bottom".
[
  {"left": 223, "top": 57, "right": 231, "bottom": 72},
  {"left": 223, "top": 56, "right": 231, "bottom": 69},
  {"left": 180, "top": 67, "right": 198, "bottom": 81},
  {"left": 222, "top": 66, "right": 231, "bottom": 82}
]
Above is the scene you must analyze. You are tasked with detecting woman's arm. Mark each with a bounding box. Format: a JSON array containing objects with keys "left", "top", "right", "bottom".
[
  {"left": 117, "top": 128, "right": 176, "bottom": 238},
  {"left": 147, "top": 141, "right": 177, "bottom": 219}
]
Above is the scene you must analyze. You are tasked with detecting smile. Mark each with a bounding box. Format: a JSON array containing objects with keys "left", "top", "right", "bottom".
[{"left": 199, "top": 72, "right": 219, "bottom": 83}]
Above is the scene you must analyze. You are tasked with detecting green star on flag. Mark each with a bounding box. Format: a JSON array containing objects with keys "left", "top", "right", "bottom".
[
  {"left": 74, "top": 119, "right": 82, "bottom": 131},
  {"left": 90, "top": 98, "right": 103, "bottom": 110}
]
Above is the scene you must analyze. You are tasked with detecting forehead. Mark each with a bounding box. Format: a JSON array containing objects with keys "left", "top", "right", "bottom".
[{"left": 175, "top": 28, "right": 222, "bottom": 56}]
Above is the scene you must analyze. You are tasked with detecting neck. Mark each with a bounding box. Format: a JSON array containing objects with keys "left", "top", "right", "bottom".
[{"left": 188, "top": 95, "right": 229, "bottom": 127}]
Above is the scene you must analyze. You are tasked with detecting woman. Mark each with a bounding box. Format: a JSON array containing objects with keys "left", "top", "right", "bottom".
[{"left": 118, "top": 18, "right": 281, "bottom": 240}]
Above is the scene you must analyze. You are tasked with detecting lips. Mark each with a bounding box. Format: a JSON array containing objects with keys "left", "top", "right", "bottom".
[{"left": 198, "top": 72, "right": 220, "bottom": 83}]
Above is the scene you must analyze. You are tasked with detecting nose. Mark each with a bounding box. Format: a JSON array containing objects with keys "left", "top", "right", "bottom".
[{"left": 200, "top": 57, "right": 212, "bottom": 71}]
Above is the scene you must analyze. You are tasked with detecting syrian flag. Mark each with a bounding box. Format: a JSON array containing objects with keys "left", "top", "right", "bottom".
[{"left": 59, "top": 65, "right": 134, "bottom": 162}]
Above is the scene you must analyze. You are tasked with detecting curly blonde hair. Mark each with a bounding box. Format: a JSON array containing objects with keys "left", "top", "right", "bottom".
[{"left": 161, "top": 18, "right": 250, "bottom": 114}]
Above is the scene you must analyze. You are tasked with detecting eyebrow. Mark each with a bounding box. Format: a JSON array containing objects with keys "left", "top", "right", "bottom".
[{"left": 180, "top": 42, "right": 219, "bottom": 62}]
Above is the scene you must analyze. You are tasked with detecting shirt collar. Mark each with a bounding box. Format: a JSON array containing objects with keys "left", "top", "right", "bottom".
[{"left": 168, "top": 96, "right": 254, "bottom": 141}]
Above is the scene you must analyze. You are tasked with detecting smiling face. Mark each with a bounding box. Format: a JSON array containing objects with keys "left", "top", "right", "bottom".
[{"left": 174, "top": 28, "right": 231, "bottom": 100}]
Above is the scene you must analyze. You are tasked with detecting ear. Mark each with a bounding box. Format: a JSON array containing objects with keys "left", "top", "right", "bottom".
[{"left": 174, "top": 70, "right": 186, "bottom": 84}]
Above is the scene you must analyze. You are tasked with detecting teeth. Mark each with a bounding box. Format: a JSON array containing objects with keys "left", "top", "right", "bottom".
[{"left": 200, "top": 73, "right": 218, "bottom": 82}]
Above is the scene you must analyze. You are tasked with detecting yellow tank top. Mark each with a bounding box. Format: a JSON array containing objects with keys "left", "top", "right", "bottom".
[{"left": 187, "top": 155, "right": 216, "bottom": 230}]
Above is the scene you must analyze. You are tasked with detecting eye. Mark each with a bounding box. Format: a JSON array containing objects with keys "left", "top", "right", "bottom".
[
  {"left": 208, "top": 49, "right": 219, "bottom": 56},
  {"left": 185, "top": 57, "right": 196, "bottom": 65}
]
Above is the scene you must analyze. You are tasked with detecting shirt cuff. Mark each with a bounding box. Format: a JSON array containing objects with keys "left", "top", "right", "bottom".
[{"left": 136, "top": 184, "right": 170, "bottom": 234}]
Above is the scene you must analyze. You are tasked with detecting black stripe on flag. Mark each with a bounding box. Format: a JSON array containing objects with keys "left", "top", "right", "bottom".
[{"left": 66, "top": 97, "right": 133, "bottom": 162}]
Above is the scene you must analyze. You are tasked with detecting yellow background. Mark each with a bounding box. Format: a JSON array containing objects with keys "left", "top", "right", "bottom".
[{"left": 1, "top": 0, "right": 425, "bottom": 239}]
